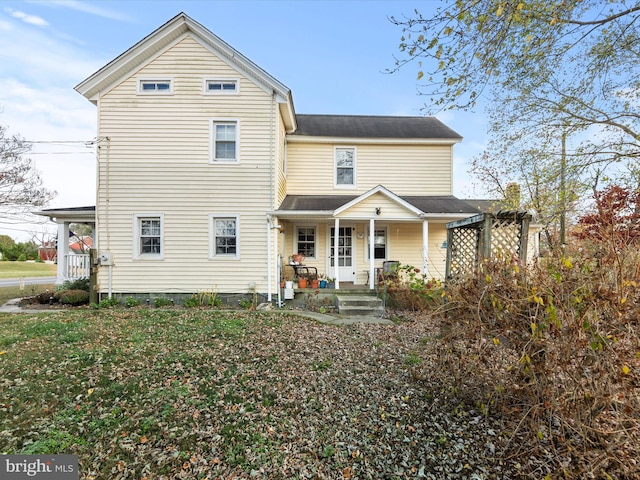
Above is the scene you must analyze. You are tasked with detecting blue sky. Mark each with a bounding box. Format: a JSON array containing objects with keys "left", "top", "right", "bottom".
[{"left": 0, "top": 0, "right": 488, "bottom": 241}]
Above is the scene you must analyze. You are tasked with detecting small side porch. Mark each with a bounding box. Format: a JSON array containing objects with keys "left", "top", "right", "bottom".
[
  {"left": 33, "top": 206, "right": 96, "bottom": 285},
  {"left": 271, "top": 185, "right": 479, "bottom": 292}
]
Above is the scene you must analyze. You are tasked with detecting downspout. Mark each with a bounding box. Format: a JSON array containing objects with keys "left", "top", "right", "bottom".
[
  {"left": 104, "top": 136, "right": 112, "bottom": 299},
  {"left": 267, "top": 215, "right": 272, "bottom": 302},
  {"left": 267, "top": 90, "right": 276, "bottom": 302}
]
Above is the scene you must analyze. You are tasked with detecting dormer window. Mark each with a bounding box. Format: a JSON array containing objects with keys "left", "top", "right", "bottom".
[
  {"left": 138, "top": 79, "right": 173, "bottom": 94},
  {"left": 205, "top": 79, "right": 238, "bottom": 94}
]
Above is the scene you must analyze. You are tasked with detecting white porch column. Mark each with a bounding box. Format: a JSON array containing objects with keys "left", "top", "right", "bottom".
[
  {"left": 334, "top": 217, "right": 340, "bottom": 289},
  {"left": 369, "top": 218, "right": 375, "bottom": 289},
  {"left": 56, "top": 222, "right": 70, "bottom": 285},
  {"left": 422, "top": 220, "right": 429, "bottom": 277}
]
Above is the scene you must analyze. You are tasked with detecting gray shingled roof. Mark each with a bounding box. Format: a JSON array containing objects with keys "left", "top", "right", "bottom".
[
  {"left": 290, "top": 114, "right": 462, "bottom": 140},
  {"left": 278, "top": 195, "right": 477, "bottom": 214}
]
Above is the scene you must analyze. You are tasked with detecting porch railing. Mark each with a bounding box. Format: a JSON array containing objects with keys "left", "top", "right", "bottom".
[{"left": 65, "top": 254, "right": 90, "bottom": 280}]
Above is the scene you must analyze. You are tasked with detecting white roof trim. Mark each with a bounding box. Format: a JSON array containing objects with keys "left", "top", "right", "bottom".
[
  {"left": 334, "top": 185, "right": 424, "bottom": 217},
  {"left": 75, "top": 13, "right": 296, "bottom": 131}
]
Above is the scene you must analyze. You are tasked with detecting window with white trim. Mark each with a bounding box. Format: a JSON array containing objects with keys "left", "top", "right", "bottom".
[
  {"left": 211, "top": 120, "right": 239, "bottom": 162},
  {"left": 210, "top": 215, "right": 239, "bottom": 258},
  {"left": 138, "top": 79, "right": 172, "bottom": 94},
  {"left": 205, "top": 79, "right": 238, "bottom": 94},
  {"left": 134, "top": 214, "right": 163, "bottom": 259},
  {"left": 367, "top": 228, "right": 387, "bottom": 260},
  {"left": 335, "top": 147, "right": 355, "bottom": 187},
  {"left": 296, "top": 226, "right": 316, "bottom": 258}
]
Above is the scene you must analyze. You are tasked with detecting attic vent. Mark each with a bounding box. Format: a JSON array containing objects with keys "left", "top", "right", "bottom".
[{"left": 205, "top": 79, "right": 238, "bottom": 94}]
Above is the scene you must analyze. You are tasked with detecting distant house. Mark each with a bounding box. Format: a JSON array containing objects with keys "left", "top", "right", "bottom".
[
  {"left": 38, "top": 240, "right": 57, "bottom": 262},
  {"left": 69, "top": 236, "right": 93, "bottom": 254},
  {"left": 38, "top": 13, "right": 493, "bottom": 298}
]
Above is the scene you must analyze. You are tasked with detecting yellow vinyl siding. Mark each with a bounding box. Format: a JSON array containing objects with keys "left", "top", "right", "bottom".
[
  {"left": 96, "top": 35, "right": 278, "bottom": 294},
  {"left": 285, "top": 142, "right": 453, "bottom": 196},
  {"left": 338, "top": 193, "right": 417, "bottom": 219}
]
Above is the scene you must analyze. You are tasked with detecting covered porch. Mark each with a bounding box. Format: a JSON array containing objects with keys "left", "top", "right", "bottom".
[
  {"left": 34, "top": 206, "right": 96, "bottom": 285},
  {"left": 271, "top": 186, "right": 478, "bottom": 290}
]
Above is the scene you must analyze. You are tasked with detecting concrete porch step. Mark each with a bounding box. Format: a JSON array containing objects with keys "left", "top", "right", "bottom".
[{"left": 336, "top": 295, "right": 384, "bottom": 316}]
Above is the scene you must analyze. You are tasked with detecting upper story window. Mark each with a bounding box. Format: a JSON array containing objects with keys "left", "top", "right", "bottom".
[
  {"left": 205, "top": 79, "right": 238, "bottom": 94},
  {"left": 138, "top": 79, "right": 173, "bottom": 94},
  {"left": 134, "top": 214, "right": 164, "bottom": 259},
  {"left": 335, "top": 147, "right": 356, "bottom": 187},
  {"left": 210, "top": 120, "right": 240, "bottom": 163}
]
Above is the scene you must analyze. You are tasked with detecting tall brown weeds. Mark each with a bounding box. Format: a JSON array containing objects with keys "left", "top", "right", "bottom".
[{"left": 421, "top": 245, "right": 639, "bottom": 479}]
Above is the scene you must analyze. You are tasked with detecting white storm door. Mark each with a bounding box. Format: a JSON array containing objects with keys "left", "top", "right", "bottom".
[{"left": 330, "top": 226, "right": 355, "bottom": 282}]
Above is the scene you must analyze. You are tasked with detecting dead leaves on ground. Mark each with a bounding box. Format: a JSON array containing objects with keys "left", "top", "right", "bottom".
[{"left": 1, "top": 310, "right": 513, "bottom": 478}]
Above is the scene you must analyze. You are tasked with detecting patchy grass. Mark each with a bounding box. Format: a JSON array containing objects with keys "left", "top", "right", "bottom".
[
  {"left": 0, "top": 284, "right": 54, "bottom": 306},
  {"left": 0, "top": 309, "right": 517, "bottom": 479},
  {"left": 0, "top": 261, "right": 56, "bottom": 278}
]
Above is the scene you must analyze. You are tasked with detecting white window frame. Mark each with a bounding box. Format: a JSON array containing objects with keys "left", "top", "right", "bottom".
[
  {"left": 137, "top": 78, "right": 173, "bottom": 95},
  {"left": 295, "top": 225, "right": 318, "bottom": 260},
  {"left": 209, "top": 214, "right": 240, "bottom": 260},
  {"left": 210, "top": 119, "right": 240, "bottom": 163},
  {"left": 334, "top": 146, "right": 356, "bottom": 188},
  {"left": 203, "top": 78, "right": 239, "bottom": 95},
  {"left": 366, "top": 227, "right": 388, "bottom": 261},
  {"left": 133, "top": 213, "right": 164, "bottom": 260}
]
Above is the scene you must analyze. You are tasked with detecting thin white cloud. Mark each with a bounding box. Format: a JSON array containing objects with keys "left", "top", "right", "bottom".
[
  {"left": 29, "top": 0, "right": 131, "bottom": 22},
  {"left": 5, "top": 8, "right": 49, "bottom": 27},
  {"left": 0, "top": 19, "right": 12, "bottom": 32}
]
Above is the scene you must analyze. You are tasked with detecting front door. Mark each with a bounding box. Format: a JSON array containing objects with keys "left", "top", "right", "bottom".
[{"left": 330, "top": 226, "right": 355, "bottom": 282}]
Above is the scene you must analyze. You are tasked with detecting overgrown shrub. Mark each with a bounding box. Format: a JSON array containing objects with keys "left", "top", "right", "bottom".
[
  {"left": 57, "top": 289, "right": 90, "bottom": 306},
  {"left": 381, "top": 264, "right": 444, "bottom": 311},
  {"left": 58, "top": 278, "right": 90, "bottom": 292},
  {"left": 415, "top": 245, "right": 639, "bottom": 479}
]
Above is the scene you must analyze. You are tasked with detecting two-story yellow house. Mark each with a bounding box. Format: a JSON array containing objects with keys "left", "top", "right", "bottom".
[{"left": 39, "top": 13, "right": 479, "bottom": 302}]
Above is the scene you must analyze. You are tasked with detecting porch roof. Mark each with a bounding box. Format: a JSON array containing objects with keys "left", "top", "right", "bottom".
[
  {"left": 34, "top": 206, "right": 96, "bottom": 223},
  {"left": 276, "top": 195, "right": 478, "bottom": 216}
]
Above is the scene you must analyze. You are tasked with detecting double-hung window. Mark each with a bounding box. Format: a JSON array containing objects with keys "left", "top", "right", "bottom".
[
  {"left": 367, "top": 228, "right": 387, "bottom": 260},
  {"left": 211, "top": 120, "right": 239, "bottom": 162},
  {"left": 296, "top": 226, "right": 316, "bottom": 258},
  {"left": 335, "top": 147, "right": 355, "bottom": 187},
  {"left": 210, "top": 215, "right": 240, "bottom": 259},
  {"left": 134, "top": 214, "right": 163, "bottom": 259}
]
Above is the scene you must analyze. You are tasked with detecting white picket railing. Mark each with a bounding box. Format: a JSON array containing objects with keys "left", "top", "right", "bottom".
[{"left": 65, "top": 254, "right": 90, "bottom": 280}]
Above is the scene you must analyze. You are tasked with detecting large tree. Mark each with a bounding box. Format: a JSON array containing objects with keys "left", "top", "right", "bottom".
[
  {"left": 391, "top": 1, "right": 640, "bottom": 243},
  {"left": 0, "top": 123, "right": 54, "bottom": 216}
]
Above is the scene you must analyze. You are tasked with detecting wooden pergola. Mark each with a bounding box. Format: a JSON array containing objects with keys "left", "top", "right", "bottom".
[{"left": 445, "top": 211, "right": 531, "bottom": 280}]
